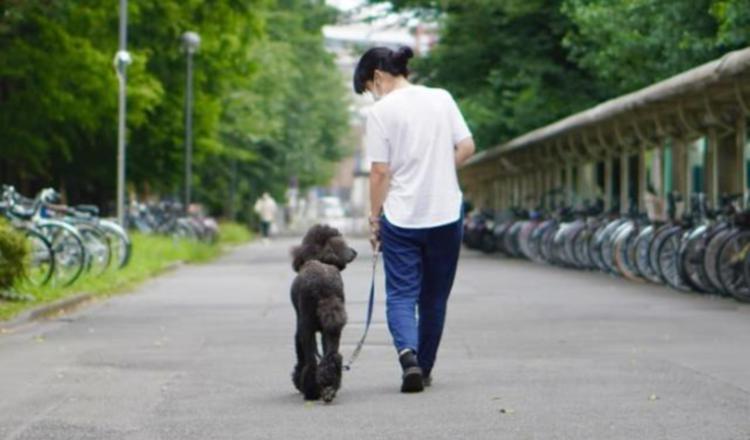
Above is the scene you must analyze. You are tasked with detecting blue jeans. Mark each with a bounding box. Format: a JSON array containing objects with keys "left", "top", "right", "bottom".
[{"left": 380, "top": 215, "right": 463, "bottom": 376}]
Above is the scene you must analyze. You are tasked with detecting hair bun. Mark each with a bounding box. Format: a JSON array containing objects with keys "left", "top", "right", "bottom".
[{"left": 394, "top": 46, "right": 414, "bottom": 62}]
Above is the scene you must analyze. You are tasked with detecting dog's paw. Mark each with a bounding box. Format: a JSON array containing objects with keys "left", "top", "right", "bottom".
[{"left": 321, "top": 386, "right": 337, "bottom": 403}]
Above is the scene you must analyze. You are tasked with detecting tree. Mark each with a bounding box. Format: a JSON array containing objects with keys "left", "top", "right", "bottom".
[
  {"left": 374, "top": 0, "right": 603, "bottom": 150},
  {"left": 0, "top": 0, "right": 351, "bottom": 220},
  {"left": 561, "top": 0, "right": 723, "bottom": 95},
  {"left": 371, "top": 0, "right": 750, "bottom": 149}
]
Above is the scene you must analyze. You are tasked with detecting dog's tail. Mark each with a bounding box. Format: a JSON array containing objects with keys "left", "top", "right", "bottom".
[{"left": 317, "top": 297, "right": 347, "bottom": 331}]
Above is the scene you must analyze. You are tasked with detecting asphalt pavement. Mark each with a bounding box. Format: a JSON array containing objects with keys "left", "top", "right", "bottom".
[{"left": 1, "top": 237, "right": 750, "bottom": 440}]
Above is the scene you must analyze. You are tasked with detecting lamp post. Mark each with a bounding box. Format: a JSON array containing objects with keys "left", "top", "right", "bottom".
[
  {"left": 114, "top": 0, "right": 132, "bottom": 226},
  {"left": 181, "top": 31, "right": 200, "bottom": 210}
]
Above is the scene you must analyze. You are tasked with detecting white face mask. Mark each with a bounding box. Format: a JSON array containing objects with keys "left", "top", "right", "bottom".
[
  {"left": 369, "top": 90, "right": 382, "bottom": 102},
  {"left": 369, "top": 76, "right": 384, "bottom": 101}
]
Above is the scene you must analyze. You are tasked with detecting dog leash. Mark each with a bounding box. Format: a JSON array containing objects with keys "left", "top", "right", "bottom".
[{"left": 343, "top": 244, "right": 380, "bottom": 371}]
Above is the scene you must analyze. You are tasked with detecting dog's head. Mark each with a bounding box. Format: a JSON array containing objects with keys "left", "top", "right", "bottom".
[{"left": 291, "top": 224, "right": 358, "bottom": 272}]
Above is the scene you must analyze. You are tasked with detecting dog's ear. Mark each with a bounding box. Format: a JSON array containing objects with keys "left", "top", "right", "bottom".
[{"left": 291, "top": 245, "right": 307, "bottom": 272}]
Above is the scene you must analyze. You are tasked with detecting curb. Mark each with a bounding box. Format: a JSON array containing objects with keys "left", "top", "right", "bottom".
[{"left": 0, "top": 260, "right": 185, "bottom": 330}]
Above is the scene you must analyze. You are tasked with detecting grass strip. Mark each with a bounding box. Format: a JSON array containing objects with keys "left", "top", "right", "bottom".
[{"left": 0, "top": 221, "right": 252, "bottom": 321}]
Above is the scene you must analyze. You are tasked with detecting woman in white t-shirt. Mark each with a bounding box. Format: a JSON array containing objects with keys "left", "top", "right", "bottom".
[{"left": 354, "top": 46, "right": 476, "bottom": 393}]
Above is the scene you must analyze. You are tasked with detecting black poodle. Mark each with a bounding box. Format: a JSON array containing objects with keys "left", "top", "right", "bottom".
[{"left": 290, "top": 224, "right": 357, "bottom": 402}]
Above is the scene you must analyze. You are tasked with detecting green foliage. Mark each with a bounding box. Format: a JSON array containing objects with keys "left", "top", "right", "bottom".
[
  {"left": 217, "top": 221, "right": 253, "bottom": 245},
  {"left": 0, "top": 224, "right": 251, "bottom": 321},
  {"left": 374, "top": 0, "right": 750, "bottom": 149},
  {"left": 712, "top": 0, "right": 750, "bottom": 46},
  {"left": 0, "top": 219, "right": 28, "bottom": 291},
  {"left": 561, "top": 0, "right": 723, "bottom": 95},
  {"left": 0, "top": 0, "right": 349, "bottom": 219},
  {"left": 404, "top": 0, "right": 602, "bottom": 149}
]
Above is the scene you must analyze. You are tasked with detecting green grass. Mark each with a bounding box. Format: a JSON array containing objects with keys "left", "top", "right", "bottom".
[{"left": 0, "top": 222, "right": 253, "bottom": 322}]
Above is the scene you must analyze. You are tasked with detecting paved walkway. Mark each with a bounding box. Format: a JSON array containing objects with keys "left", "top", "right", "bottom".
[{"left": 1, "top": 238, "right": 749, "bottom": 439}]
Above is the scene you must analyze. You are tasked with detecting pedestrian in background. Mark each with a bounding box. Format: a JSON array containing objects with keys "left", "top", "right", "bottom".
[
  {"left": 353, "top": 46, "right": 476, "bottom": 393},
  {"left": 254, "top": 192, "right": 278, "bottom": 245}
]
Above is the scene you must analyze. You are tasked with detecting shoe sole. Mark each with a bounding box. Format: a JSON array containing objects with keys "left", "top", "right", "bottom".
[{"left": 401, "top": 367, "right": 424, "bottom": 393}]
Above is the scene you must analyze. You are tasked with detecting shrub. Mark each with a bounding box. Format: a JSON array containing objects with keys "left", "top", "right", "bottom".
[{"left": 0, "top": 219, "right": 28, "bottom": 291}]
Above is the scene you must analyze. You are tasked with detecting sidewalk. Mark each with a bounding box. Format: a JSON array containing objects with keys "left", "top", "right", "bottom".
[{"left": 0, "top": 238, "right": 749, "bottom": 439}]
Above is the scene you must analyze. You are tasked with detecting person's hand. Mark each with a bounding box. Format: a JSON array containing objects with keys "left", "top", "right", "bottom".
[{"left": 368, "top": 215, "right": 381, "bottom": 252}]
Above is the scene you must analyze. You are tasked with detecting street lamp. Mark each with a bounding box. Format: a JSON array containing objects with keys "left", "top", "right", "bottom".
[
  {"left": 114, "top": 0, "right": 132, "bottom": 226},
  {"left": 181, "top": 31, "right": 200, "bottom": 210}
]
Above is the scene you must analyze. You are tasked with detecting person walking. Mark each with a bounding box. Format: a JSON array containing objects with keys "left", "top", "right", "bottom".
[
  {"left": 254, "top": 192, "right": 278, "bottom": 244},
  {"left": 354, "top": 46, "right": 476, "bottom": 393}
]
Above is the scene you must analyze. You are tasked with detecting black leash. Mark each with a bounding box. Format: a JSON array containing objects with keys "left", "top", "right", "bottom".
[{"left": 343, "top": 246, "right": 380, "bottom": 371}]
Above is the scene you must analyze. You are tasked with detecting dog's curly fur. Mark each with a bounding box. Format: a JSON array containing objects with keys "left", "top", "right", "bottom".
[{"left": 290, "top": 224, "right": 357, "bottom": 402}]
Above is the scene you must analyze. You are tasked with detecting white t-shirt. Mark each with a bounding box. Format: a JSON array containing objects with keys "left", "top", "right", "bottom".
[{"left": 365, "top": 85, "right": 472, "bottom": 228}]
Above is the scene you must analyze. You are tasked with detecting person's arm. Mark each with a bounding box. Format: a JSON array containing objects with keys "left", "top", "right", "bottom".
[
  {"left": 455, "top": 136, "right": 476, "bottom": 167},
  {"left": 369, "top": 162, "right": 390, "bottom": 250}
]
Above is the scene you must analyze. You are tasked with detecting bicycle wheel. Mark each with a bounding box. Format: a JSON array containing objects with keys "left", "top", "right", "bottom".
[
  {"left": 540, "top": 224, "right": 558, "bottom": 264},
  {"left": 528, "top": 220, "right": 553, "bottom": 263},
  {"left": 572, "top": 226, "right": 594, "bottom": 270},
  {"left": 634, "top": 225, "right": 661, "bottom": 283},
  {"left": 479, "top": 229, "right": 496, "bottom": 254},
  {"left": 656, "top": 228, "right": 691, "bottom": 292},
  {"left": 78, "top": 224, "right": 111, "bottom": 277},
  {"left": 716, "top": 230, "right": 750, "bottom": 302},
  {"left": 36, "top": 221, "right": 86, "bottom": 287},
  {"left": 493, "top": 221, "right": 513, "bottom": 255},
  {"left": 505, "top": 222, "right": 524, "bottom": 258},
  {"left": 562, "top": 221, "right": 585, "bottom": 268},
  {"left": 614, "top": 222, "right": 641, "bottom": 281},
  {"left": 678, "top": 226, "right": 709, "bottom": 293},
  {"left": 518, "top": 221, "right": 540, "bottom": 260},
  {"left": 601, "top": 221, "right": 627, "bottom": 275},
  {"left": 21, "top": 227, "right": 55, "bottom": 286},
  {"left": 703, "top": 227, "right": 733, "bottom": 295},
  {"left": 589, "top": 222, "right": 608, "bottom": 272},
  {"left": 98, "top": 219, "right": 132, "bottom": 269},
  {"left": 552, "top": 225, "right": 570, "bottom": 266},
  {"left": 172, "top": 218, "right": 199, "bottom": 241},
  {"left": 649, "top": 224, "right": 674, "bottom": 280}
]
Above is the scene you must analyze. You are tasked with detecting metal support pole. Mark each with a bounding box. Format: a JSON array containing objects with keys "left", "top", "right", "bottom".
[
  {"left": 638, "top": 146, "right": 647, "bottom": 212},
  {"left": 116, "top": 0, "right": 128, "bottom": 226},
  {"left": 181, "top": 31, "right": 200, "bottom": 211},
  {"left": 706, "top": 131, "right": 718, "bottom": 208},
  {"left": 738, "top": 118, "right": 748, "bottom": 207},
  {"left": 604, "top": 156, "right": 613, "bottom": 211},
  {"left": 620, "top": 152, "right": 629, "bottom": 214},
  {"left": 184, "top": 52, "right": 194, "bottom": 209}
]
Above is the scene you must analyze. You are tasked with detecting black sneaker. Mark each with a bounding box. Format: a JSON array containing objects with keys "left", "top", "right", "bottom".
[
  {"left": 422, "top": 375, "right": 432, "bottom": 388},
  {"left": 399, "top": 350, "right": 424, "bottom": 393}
]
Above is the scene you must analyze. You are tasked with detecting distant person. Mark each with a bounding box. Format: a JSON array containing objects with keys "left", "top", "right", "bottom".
[
  {"left": 353, "top": 46, "right": 476, "bottom": 393},
  {"left": 644, "top": 183, "right": 665, "bottom": 222},
  {"left": 254, "top": 192, "right": 278, "bottom": 244}
]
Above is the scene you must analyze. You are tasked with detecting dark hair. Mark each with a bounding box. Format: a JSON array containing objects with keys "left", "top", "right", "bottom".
[{"left": 353, "top": 46, "right": 414, "bottom": 94}]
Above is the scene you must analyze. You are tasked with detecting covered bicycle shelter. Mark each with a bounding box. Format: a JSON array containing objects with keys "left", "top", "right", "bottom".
[{"left": 460, "top": 47, "right": 750, "bottom": 215}]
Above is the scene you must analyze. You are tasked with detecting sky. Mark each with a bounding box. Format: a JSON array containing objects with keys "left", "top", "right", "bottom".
[{"left": 326, "top": 0, "right": 367, "bottom": 11}]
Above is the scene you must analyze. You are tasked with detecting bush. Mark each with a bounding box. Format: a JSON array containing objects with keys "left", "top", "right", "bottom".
[
  {"left": 218, "top": 221, "right": 253, "bottom": 245},
  {"left": 0, "top": 219, "right": 28, "bottom": 291}
]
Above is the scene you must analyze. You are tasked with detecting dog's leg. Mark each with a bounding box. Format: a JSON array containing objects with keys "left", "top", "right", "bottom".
[
  {"left": 292, "top": 330, "right": 304, "bottom": 392},
  {"left": 299, "top": 318, "right": 320, "bottom": 401},
  {"left": 318, "top": 325, "right": 343, "bottom": 403}
]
